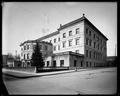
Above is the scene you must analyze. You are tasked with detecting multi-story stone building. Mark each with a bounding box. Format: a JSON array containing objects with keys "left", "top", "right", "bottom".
[{"left": 20, "top": 14, "right": 108, "bottom": 68}]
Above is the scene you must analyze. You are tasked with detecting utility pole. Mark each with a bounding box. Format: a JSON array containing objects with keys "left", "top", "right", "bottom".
[{"left": 115, "top": 44, "right": 116, "bottom": 56}]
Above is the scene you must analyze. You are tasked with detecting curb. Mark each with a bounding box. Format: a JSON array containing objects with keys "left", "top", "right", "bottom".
[{"left": 3, "top": 67, "right": 112, "bottom": 79}]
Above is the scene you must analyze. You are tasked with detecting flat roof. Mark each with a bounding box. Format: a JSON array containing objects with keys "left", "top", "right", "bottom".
[{"left": 20, "top": 40, "right": 52, "bottom": 46}]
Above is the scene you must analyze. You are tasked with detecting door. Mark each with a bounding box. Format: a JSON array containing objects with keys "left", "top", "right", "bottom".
[
  {"left": 53, "top": 60, "right": 56, "bottom": 67},
  {"left": 74, "top": 60, "right": 77, "bottom": 67}
]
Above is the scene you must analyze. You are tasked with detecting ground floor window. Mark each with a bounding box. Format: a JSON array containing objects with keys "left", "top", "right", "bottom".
[
  {"left": 47, "top": 61, "right": 49, "bottom": 67},
  {"left": 81, "top": 61, "right": 83, "bottom": 67},
  {"left": 60, "top": 60, "right": 64, "bottom": 67},
  {"left": 86, "top": 61, "right": 88, "bottom": 67}
]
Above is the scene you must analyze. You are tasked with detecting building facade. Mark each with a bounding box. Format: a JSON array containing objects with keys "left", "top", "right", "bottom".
[
  {"left": 20, "top": 14, "right": 108, "bottom": 68},
  {"left": 20, "top": 40, "right": 53, "bottom": 67}
]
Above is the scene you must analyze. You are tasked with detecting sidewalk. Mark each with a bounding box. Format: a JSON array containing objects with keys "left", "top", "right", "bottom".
[{"left": 2, "top": 68, "right": 89, "bottom": 79}]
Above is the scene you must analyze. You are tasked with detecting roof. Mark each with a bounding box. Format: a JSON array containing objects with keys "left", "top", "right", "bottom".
[
  {"left": 58, "top": 16, "right": 85, "bottom": 31},
  {"left": 58, "top": 15, "right": 108, "bottom": 40},
  {"left": 36, "top": 31, "right": 59, "bottom": 41},
  {"left": 20, "top": 40, "right": 52, "bottom": 46},
  {"left": 84, "top": 17, "right": 108, "bottom": 40},
  {"left": 36, "top": 14, "right": 108, "bottom": 41}
]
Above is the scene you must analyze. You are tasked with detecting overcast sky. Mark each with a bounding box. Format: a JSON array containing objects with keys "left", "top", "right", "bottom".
[{"left": 2, "top": 2, "right": 117, "bottom": 56}]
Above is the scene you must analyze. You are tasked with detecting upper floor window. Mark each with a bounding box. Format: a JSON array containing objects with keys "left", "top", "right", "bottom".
[
  {"left": 94, "top": 42, "right": 96, "bottom": 48},
  {"left": 89, "top": 39, "right": 92, "bottom": 46},
  {"left": 94, "top": 34, "right": 95, "bottom": 39},
  {"left": 63, "top": 33, "right": 66, "bottom": 38},
  {"left": 69, "top": 31, "right": 72, "bottom": 36},
  {"left": 89, "top": 51, "right": 91, "bottom": 58},
  {"left": 50, "top": 40, "right": 52, "bottom": 43},
  {"left": 86, "top": 50, "right": 88, "bottom": 57},
  {"left": 53, "top": 46, "right": 56, "bottom": 51},
  {"left": 86, "top": 38, "right": 89, "bottom": 45},
  {"left": 69, "top": 40, "right": 72, "bottom": 46},
  {"left": 76, "top": 28, "right": 80, "bottom": 34},
  {"left": 21, "top": 53, "right": 23, "bottom": 56},
  {"left": 76, "top": 38, "right": 79, "bottom": 45},
  {"left": 24, "top": 46, "right": 26, "bottom": 50},
  {"left": 58, "top": 37, "right": 60, "bottom": 42},
  {"left": 86, "top": 28, "right": 88, "bottom": 34},
  {"left": 98, "top": 44, "right": 99, "bottom": 50},
  {"left": 24, "top": 54, "right": 26, "bottom": 59},
  {"left": 21, "top": 48, "right": 23, "bottom": 51},
  {"left": 27, "top": 45, "right": 29, "bottom": 50},
  {"left": 58, "top": 45, "right": 60, "bottom": 50},
  {"left": 89, "top": 31, "right": 91, "bottom": 36},
  {"left": 54, "top": 38, "right": 56, "bottom": 43},
  {"left": 63, "top": 41, "right": 66, "bottom": 48},
  {"left": 27, "top": 53, "right": 29, "bottom": 59},
  {"left": 93, "top": 51, "right": 95, "bottom": 59},
  {"left": 45, "top": 45, "right": 47, "bottom": 50}
]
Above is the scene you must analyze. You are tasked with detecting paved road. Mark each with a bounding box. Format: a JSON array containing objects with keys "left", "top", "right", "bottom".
[{"left": 3, "top": 67, "right": 117, "bottom": 95}]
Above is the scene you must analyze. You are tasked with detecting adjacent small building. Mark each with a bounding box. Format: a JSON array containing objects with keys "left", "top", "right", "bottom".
[{"left": 20, "top": 40, "right": 53, "bottom": 67}]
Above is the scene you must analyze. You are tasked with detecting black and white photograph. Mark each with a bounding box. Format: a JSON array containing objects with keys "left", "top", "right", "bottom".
[{"left": 2, "top": 2, "right": 117, "bottom": 95}]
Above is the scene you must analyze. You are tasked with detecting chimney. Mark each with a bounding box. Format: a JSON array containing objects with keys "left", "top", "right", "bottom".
[
  {"left": 60, "top": 24, "right": 62, "bottom": 28},
  {"left": 83, "top": 13, "right": 85, "bottom": 17}
]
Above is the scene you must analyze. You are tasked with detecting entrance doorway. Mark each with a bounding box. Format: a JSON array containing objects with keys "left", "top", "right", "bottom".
[
  {"left": 53, "top": 60, "right": 56, "bottom": 67},
  {"left": 74, "top": 60, "right": 77, "bottom": 67}
]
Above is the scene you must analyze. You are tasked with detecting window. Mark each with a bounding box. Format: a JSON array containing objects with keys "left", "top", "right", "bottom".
[
  {"left": 86, "top": 50, "right": 88, "bottom": 57},
  {"left": 76, "top": 38, "right": 79, "bottom": 45},
  {"left": 63, "top": 33, "right": 66, "bottom": 38},
  {"left": 76, "top": 28, "right": 80, "bottom": 34},
  {"left": 54, "top": 38, "right": 56, "bottom": 43},
  {"left": 58, "top": 37, "right": 60, "bottom": 42},
  {"left": 86, "top": 28, "right": 88, "bottom": 34},
  {"left": 45, "top": 45, "right": 47, "bottom": 50},
  {"left": 53, "top": 46, "right": 56, "bottom": 51},
  {"left": 86, "top": 62, "right": 88, "bottom": 67},
  {"left": 47, "top": 61, "right": 49, "bottom": 67},
  {"left": 21, "top": 53, "right": 23, "bottom": 56},
  {"left": 63, "top": 41, "right": 66, "bottom": 48},
  {"left": 39, "top": 45, "right": 42, "bottom": 50},
  {"left": 21, "top": 48, "right": 23, "bottom": 51},
  {"left": 24, "top": 54, "right": 25, "bottom": 59},
  {"left": 27, "top": 53, "right": 29, "bottom": 59},
  {"left": 60, "top": 60, "right": 64, "bottom": 67},
  {"left": 69, "top": 31, "right": 72, "bottom": 36},
  {"left": 86, "top": 38, "right": 89, "bottom": 45},
  {"left": 93, "top": 51, "right": 95, "bottom": 59},
  {"left": 94, "top": 34, "right": 95, "bottom": 39},
  {"left": 69, "top": 40, "right": 72, "bottom": 46},
  {"left": 94, "top": 42, "right": 96, "bottom": 48},
  {"left": 50, "top": 40, "right": 52, "bottom": 43},
  {"left": 24, "top": 46, "right": 26, "bottom": 50},
  {"left": 89, "top": 39, "right": 92, "bottom": 46},
  {"left": 27, "top": 45, "right": 29, "bottom": 50},
  {"left": 89, "top": 51, "right": 91, "bottom": 59},
  {"left": 75, "top": 50, "right": 79, "bottom": 53},
  {"left": 89, "top": 31, "right": 91, "bottom": 36},
  {"left": 58, "top": 45, "right": 60, "bottom": 50},
  {"left": 98, "top": 44, "right": 99, "bottom": 50}
]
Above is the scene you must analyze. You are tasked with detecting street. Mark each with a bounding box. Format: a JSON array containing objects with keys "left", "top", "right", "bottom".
[{"left": 3, "top": 67, "right": 117, "bottom": 95}]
